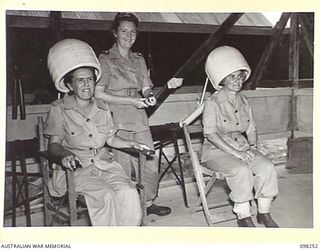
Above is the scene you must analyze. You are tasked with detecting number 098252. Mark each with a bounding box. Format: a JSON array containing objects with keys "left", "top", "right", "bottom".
[{"left": 300, "top": 244, "right": 318, "bottom": 248}]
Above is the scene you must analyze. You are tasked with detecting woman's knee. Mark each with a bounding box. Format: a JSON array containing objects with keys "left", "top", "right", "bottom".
[
  {"left": 256, "top": 156, "right": 276, "bottom": 175},
  {"left": 231, "top": 165, "right": 252, "bottom": 178}
]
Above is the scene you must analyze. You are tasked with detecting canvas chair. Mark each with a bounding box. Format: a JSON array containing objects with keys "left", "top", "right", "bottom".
[{"left": 38, "top": 117, "right": 152, "bottom": 226}]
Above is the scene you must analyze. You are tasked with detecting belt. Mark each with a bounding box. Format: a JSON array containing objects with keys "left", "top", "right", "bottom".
[
  {"left": 81, "top": 147, "right": 102, "bottom": 156},
  {"left": 107, "top": 88, "right": 140, "bottom": 97},
  {"left": 223, "top": 132, "right": 243, "bottom": 138}
]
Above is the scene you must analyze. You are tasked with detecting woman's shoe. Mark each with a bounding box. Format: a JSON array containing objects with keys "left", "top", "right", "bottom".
[
  {"left": 257, "top": 213, "right": 279, "bottom": 228},
  {"left": 147, "top": 204, "right": 171, "bottom": 216},
  {"left": 237, "top": 217, "right": 256, "bottom": 227}
]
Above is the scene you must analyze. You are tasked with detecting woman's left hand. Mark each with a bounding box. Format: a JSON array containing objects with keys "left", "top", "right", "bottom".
[
  {"left": 131, "top": 141, "right": 151, "bottom": 151},
  {"left": 167, "top": 78, "right": 183, "bottom": 89}
]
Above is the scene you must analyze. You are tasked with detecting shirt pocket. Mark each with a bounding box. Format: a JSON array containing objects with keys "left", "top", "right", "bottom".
[
  {"left": 96, "top": 116, "right": 115, "bottom": 137},
  {"left": 65, "top": 124, "right": 85, "bottom": 137},
  {"left": 218, "top": 115, "right": 236, "bottom": 133},
  {"left": 64, "top": 124, "right": 86, "bottom": 147}
]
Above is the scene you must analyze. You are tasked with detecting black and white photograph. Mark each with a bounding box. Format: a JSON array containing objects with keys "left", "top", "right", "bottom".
[{"left": 1, "top": 2, "right": 318, "bottom": 248}]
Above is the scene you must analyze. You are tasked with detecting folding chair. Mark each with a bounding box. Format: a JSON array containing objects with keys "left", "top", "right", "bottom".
[
  {"left": 182, "top": 122, "right": 231, "bottom": 226},
  {"left": 180, "top": 78, "right": 232, "bottom": 226},
  {"left": 38, "top": 117, "right": 152, "bottom": 226}
]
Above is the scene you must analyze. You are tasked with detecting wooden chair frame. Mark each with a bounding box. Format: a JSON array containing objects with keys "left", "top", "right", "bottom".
[
  {"left": 182, "top": 123, "right": 231, "bottom": 226},
  {"left": 38, "top": 117, "right": 152, "bottom": 226}
]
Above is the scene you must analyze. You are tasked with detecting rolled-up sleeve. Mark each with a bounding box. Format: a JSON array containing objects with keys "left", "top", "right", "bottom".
[
  {"left": 105, "top": 109, "right": 117, "bottom": 139},
  {"left": 97, "top": 54, "right": 111, "bottom": 87},
  {"left": 245, "top": 103, "right": 256, "bottom": 136},
  {"left": 140, "top": 58, "right": 153, "bottom": 89},
  {"left": 44, "top": 104, "right": 65, "bottom": 139},
  {"left": 202, "top": 99, "right": 218, "bottom": 136}
]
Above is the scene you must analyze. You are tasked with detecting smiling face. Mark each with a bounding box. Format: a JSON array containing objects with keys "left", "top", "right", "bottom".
[
  {"left": 114, "top": 20, "right": 137, "bottom": 50},
  {"left": 67, "top": 67, "right": 95, "bottom": 101},
  {"left": 223, "top": 70, "right": 247, "bottom": 93}
]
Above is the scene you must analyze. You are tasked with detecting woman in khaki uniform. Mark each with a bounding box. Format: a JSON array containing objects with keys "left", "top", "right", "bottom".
[
  {"left": 95, "top": 13, "right": 182, "bottom": 216},
  {"left": 46, "top": 39, "right": 150, "bottom": 226},
  {"left": 201, "top": 46, "right": 279, "bottom": 227}
]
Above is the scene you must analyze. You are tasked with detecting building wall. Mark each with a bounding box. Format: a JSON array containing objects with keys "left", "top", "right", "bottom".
[{"left": 6, "top": 87, "right": 313, "bottom": 142}]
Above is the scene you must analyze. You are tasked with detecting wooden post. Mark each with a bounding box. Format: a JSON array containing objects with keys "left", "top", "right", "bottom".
[
  {"left": 299, "top": 15, "right": 313, "bottom": 59},
  {"left": 149, "top": 13, "right": 244, "bottom": 116},
  {"left": 49, "top": 11, "right": 63, "bottom": 46},
  {"left": 249, "top": 13, "right": 291, "bottom": 89},
  {"left": 289, "top": 14, "right": 300, "bottom": 135}
]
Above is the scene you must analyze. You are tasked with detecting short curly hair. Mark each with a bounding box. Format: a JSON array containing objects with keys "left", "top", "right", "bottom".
[
  {"left": 63, "top": 67, "right": 97, "bottom": 85},
  {"left": 112, "top": 12, "right": 139, "bottom": 32}
]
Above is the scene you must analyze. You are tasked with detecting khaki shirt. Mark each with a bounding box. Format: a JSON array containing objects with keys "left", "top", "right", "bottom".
[
  {"left": 97, "top": 44, "right": 153, "bottom": 132},
  {"left": 201, "top": 89, "right": 256, "bottom": 162},
  {"left": 44, "top": 95, "right": 117, "bottom": 167}
]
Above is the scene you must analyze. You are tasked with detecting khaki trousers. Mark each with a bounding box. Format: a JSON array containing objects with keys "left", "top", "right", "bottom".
[
  {"left": 205, "top": 149, "right": 278, "bottom": 218},
  {"left": 113, "top": 129, "right": 160, "bottom": 202},
  {"left": 49, "top": 163, "right": 142, "bottom": 226}
]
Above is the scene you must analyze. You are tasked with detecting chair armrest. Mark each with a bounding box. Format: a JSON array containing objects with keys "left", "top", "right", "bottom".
[
  {"left": 116, "top": 147, "right": 155, "bottom": 156},
  {"left": 38, "top": 150, "right": 63, "bottom": 166}
]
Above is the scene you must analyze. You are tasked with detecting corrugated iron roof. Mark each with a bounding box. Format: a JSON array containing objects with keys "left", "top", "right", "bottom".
[{"left": 6, "top": 10, "right": 272, "bottom": 27}]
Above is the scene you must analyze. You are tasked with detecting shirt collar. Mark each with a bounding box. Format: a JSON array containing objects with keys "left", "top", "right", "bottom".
[
  {"left": 63, "top": 94, "right": 109, "bottom": 111},
  {"left": 216, "top": 88, "right": 229, "bottom": 103},
  {"left": 108, "top": 43, "right": 141, "bottom": 60},
  {"left": 216, "top": 88, "right": 243, "bottom": 105}
]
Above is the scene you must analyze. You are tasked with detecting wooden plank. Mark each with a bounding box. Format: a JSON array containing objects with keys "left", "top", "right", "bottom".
[
  {"left": 62, "top": 18, "right": 113, "bottom": 31},
  {"left": 6, "top": 14, "right": 275, "bottom": 35},
  {"left": 6, "top": 15, "right": 50, "bottom": 28},
  {"left": 62, "top": 19, "right": 274, "bottom": 35},
  {"left": 250, "top": 13, "right": 291, "bottom": 90},
  {"left": 256, "top": 79, "right": 313, "bottom": 88},
  {"left": 149, "top": 13, "right": 244, "bottom": 117}
]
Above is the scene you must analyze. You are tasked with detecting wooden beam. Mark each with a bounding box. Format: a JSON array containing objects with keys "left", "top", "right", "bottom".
[
  {"left": 289, "top": 14, "right": 300, "bottom": 88},
  {"left": 7, "top": 15, "right": 275, "bottom": 35},
  {"left": 148, "top": 13, "right": 244, "bottom": 116},
  {"left": 6, "top": 15, "right": 49, "bottom": 28},
  {"left": 62, "top": 19, "right": 113, "bottom": 31},
  {"left": 249, "top": 13, "right": 291, "bottom": 90},
  {"left": 256, "top": 79, "right": 313, "bottom": 88},
  {"left": 299, "top": 15, "right": 314, "bottom": 59},
  {"left": 49, "top": 11, "right": 63, "bottom": 45},
  {"left": 289, "top": 14, "right": 300, "bottom": 134}
]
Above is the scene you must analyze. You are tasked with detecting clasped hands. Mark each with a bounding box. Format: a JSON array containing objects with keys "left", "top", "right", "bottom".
[{"left": 236, "top": 150, "right": 256, "bottom": 164}]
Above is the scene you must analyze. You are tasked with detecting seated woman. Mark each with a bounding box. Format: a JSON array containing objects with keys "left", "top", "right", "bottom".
[
  {"left": 201, "top": 46, "right": 279, "bottom": 227},
  {"left": 45, "top": 39, "right": 149, "bottom": 226}
]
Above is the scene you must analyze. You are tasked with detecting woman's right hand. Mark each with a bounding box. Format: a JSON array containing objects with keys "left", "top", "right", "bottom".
[
  {"left": 234, "top": 150, "right": 255, "bottom": 164},
  {"left": 62, "top": 154, "right": 82, "bottom": 171},
  {"left": 130, "top": 97, "right": 149, "bottom": 109}
]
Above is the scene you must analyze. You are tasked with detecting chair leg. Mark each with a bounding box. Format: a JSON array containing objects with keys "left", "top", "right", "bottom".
[
  {"left": 40, "top": 157, "right": 51, "bottom": 226},
  {"left": 138, "top": 152, "right": 147, "bottom": 226},
  {"left": 191, "top": 175, "right": 217, "bottom": 214},
  {"left": 11, "top": 158, "right": 17, "bottom": 227},
  {"left": 20, "top": 152, "right": 31, "bottom": 226},
  {"left": 173, "top": 138, "right": 188, "bottom": 207},
  {"left": 66, "top": 170, "right": 77, "bottom": 226}
]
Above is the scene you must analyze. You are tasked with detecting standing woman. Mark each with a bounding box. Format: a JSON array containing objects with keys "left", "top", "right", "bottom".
[
  {"left": 95, "top": 13, "right": 181, "bottom": 216},
  {"left": 201, "top": 46, "right": 279, "bottom": 227}
]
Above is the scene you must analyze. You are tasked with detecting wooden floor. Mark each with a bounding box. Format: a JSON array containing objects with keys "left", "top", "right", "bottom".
[
  {"left": 149, "top": 165, "right": 313, "bottom": 228},
  {"left": 3, "top": 165, "right": 313, "bottom": 228}
]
